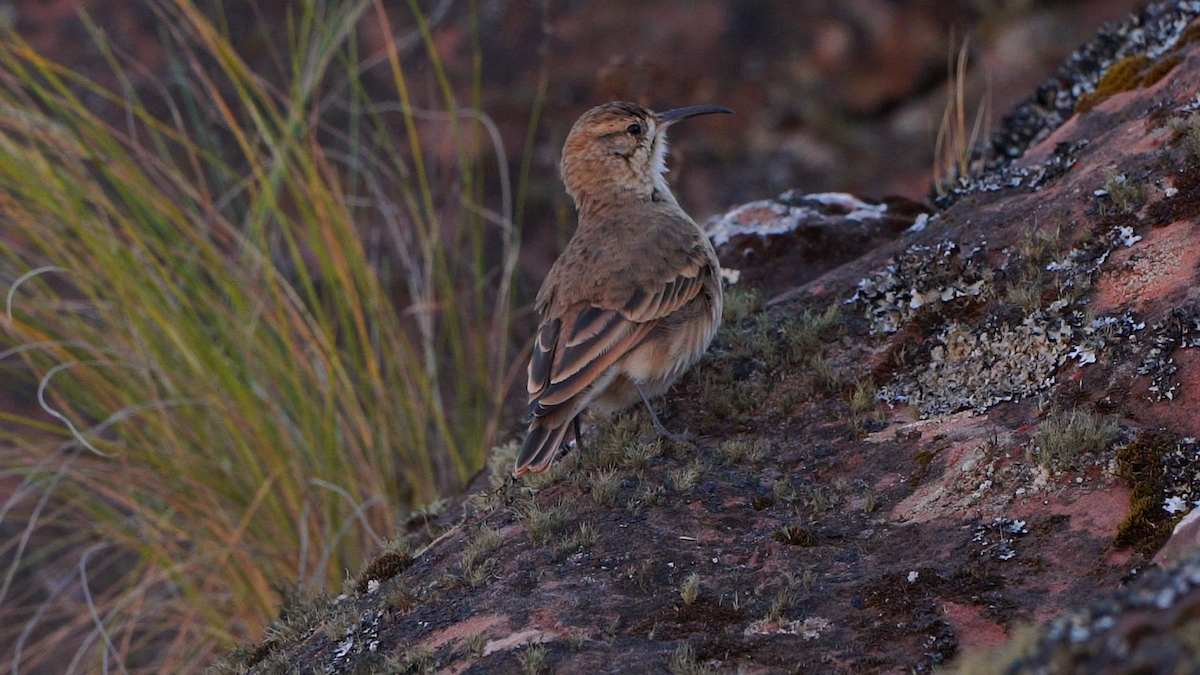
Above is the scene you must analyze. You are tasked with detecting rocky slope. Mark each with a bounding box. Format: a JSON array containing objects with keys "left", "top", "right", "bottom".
[{"left": 217, "top": 2, "right": 1200, "bottom": 673}]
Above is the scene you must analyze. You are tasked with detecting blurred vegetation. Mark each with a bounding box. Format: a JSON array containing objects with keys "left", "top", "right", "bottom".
[{"left": 0, "top": 0, "right": 530, "bottom": 671}]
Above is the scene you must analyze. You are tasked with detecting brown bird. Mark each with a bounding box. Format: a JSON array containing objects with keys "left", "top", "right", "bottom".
[{"left": 513, "top": 101, "right": 731, "bottom": 477}]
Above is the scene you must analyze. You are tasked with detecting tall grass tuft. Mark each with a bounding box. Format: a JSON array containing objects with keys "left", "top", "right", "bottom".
[
  {"left": 933, "top": 33, "right": 991, "bottom": 197},
  {"left": 0, "top": 0, "right": 521, "bottom": 671}
]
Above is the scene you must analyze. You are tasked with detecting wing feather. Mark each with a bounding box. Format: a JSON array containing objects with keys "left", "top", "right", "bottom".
[{"left": 527, "top": 244, "right": 718, "bottom": 419}]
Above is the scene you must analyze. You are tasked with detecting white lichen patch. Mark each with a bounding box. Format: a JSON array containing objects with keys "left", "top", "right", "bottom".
[
  {"left": 324, "top": 611, "right": 381, "bottom": 674},
  {"left": 1161, "top": 437, "right": 1200, "bottom": 516},
  {"left": 857, "top": 217, "right": 1164, "bottom": 418},
  {"left": 849, "top": 241, "right": 993, "bottom": 335},
  {"left": 1137, "top": 309, "right": 1200, "bottom": 401},
  {"left": 705, "top": 191, "right": 889, "bottom": 247},
  {"left": 972, "top": 517, "right": 1029, "bottom": 561},
  {"left": 883, "top": 314, "right": 1073, "bottom": 416},
  {"left": 744, "top": 616, "right": 831, "bottom": 640},
  {"left": 882, "top": 309, "right": 1146, "bottom": 417}
]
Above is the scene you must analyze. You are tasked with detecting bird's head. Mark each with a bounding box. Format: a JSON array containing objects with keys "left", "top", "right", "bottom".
[{"left": 560, "top": 101, "right": 732, "bottom": 212}]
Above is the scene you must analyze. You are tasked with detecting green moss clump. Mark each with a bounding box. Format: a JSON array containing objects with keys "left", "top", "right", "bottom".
[
  {"left": 1112, "top": 431, "right": 1179, "bottom": 555},
  {"left": 355, "top": 548, "right": 415, "bottom": 594},
  {"left": 773, "top": 525, "right": 819, "bottom": 547},
  {"left": 1175, "top": 20, "right": 1200, "bottom": 49},
  {"left": 1141, "top": 54, "right": 1182, "bottom": 87},
  {"left": 1076, "top": 55, "right": 1152, "bottom": 113}
]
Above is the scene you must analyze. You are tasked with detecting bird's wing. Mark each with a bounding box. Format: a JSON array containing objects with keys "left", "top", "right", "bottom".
[{"left": 527, "top": 244, "right": 717, "bottom": 415}]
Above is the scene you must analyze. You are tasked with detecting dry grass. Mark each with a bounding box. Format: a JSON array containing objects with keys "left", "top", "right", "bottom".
[
  {"left": 0, "top": 1, "right": 532, "bottom": 672},
  {"left": 933, "top": 33, "right": 992, "bottom": 197},
  {"left": 1028, "top": 410, "right": 1121, "bottom": 470}
]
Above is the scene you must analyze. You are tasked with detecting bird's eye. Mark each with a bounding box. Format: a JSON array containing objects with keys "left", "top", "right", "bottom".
[{"left": 626, "top": 123, "right": 643, "bottom": 135}]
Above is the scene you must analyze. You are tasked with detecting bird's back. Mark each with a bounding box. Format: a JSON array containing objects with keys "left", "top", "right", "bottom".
[{"left": 537, "top": 201, "right": 716, "bottom": 317}]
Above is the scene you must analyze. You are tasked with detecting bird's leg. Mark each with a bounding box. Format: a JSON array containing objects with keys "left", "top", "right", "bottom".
[
  {"left": 573, "top": 415, "right": 585, "bottom": 454},
  {"left": 635, "top": 383, "right": 694, "bottom": 446}
]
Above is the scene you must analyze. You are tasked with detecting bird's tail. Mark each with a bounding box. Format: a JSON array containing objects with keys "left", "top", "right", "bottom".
[{"left": 513, "top": 418, "right": 573, "bottom": 477}]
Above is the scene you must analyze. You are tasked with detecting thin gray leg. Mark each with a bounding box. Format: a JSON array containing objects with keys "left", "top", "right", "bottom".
[{"left": 635, "top": 383, "right": 694, "bottom": 446}]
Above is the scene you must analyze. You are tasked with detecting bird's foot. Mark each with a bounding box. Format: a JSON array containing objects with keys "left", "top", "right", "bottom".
[{"left": 635, "top": 383, "right": 697, "bottom": 449}]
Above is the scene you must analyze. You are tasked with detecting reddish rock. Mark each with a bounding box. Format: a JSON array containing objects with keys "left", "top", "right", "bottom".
[{"left": 222, "top": 3, "right": 1200, "bottom": 674}]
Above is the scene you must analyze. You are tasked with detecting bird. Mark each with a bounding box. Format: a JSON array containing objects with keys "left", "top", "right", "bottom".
[{"left": 513, "top": 101, "right": 732, "bottom": 477}]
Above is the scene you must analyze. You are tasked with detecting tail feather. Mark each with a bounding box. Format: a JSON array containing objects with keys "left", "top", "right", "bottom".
[{"left": 514, "top": 419, "right": 573, "bottom": 476}]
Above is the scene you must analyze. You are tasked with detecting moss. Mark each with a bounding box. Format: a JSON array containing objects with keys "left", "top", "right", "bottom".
[
  {"left": 355, "top": 548, "right": 414, "bottom": 594},
  {"left": 751, "top": 493, "right": 775, "bottom": 511},
  {"left": 1112, "top": 431, "right": 1178, "bottom": 555},
  {"left": 1149, "top": 163, "right": 1200, "bottom": 226},
  {"left": 1175, "top": 19, "right": 1200, "bottom": 49},
  {"left": 773, "top": 525, "right": 819, "bottom": 547},
  {"left": 232, "top": 586, "right": 334, "bottom": 669},
  {"left": 1141, "top": 53, "right": 1182, "bottom": 86},
  {"left": 1075, "top": 55, "right": 1152, "bottom": 113},
  {"left": 914, "top": 448, "right": 938, "bottom": 472}
]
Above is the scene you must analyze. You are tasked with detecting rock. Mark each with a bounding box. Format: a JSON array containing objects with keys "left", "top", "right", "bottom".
[
  {"left": 704, "top": 190, "right": 928, "bottom": 300},
  {"left": 217, "top": 3, "right": 1200, "bottom": 673},
  {"left": 1154, "top": 507, "right": 1200, "bottom": 568}
]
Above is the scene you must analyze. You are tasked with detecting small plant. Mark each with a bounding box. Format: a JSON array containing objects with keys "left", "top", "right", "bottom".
[
  {"left": 518, "top": 501, "right": 566, "bottom": 543},
  {"left": 467, "top": 633, "right": 487, "bottom": 659},
  {"left": 802, "top": 567, "right": 819, "bottom": 592},
  {"left": 555, "top": 522, "right": 599, "bottom": 558},
  {"left": 1029, "top": 410, "right": 1121, "bottom": 469},
  {"left": 584, "top": 415, "right": 645, "bottom": 471},
  {"left": 667, "top": 642, "right": 714, "bottom": 675},
  {"left": 784, "top": 305, "right": 841, "bottom": 365},
  {"left": 849, "top": 380, "right": 877, "bottom": 415},
  {"left": 1101, "top": 171, "right": 1148, "bottom": 214},
  {"left": 518, "top": 643, "right": 548, "bottom": 675},
  {"left": 717, "top": 437, "right": 771, "bottom": 465},
  {"left": 773, "top": 525, "right": 819, "bottom": 547},
  {"left": 1018, "top": 223, "right": 1062, "bottom": 264},
  {"left": 627, "top": 482, "right": 667, "bottom": 515},
  {"left": 765, "top": 587, "right": 796, "bottom": 623},
  {"left": 622, "top": 439, "right": 664, "bottom": 470},
  {"left": 722, "top": 286, "right": 765, "bottom": 322},
  {"left": 627, "top": 560, "right": 656, "bottom": 590},
  {"left": 773, "top": 478, "right": 800, "bottom": 504},
  {"left": 384, "top": 584, "right": 417, "bottom": 613},
  {"left": 1169, "top": 113, "right": 1200, "bottom": 161},
  {"left": 588, "top": 468, "right": 623, "bottom": 507},
  {"left": 933, "top": 34, "right": 992, "bottom": 196},
  {"left": 1006, "top": 274, "right": 1044, "bottom": 313},
  {"left": 669, "top": 461, "right": 705, "bottom": 494},
  {"left": 809, "top": 354, "right": 840, "bottom": 391},
  {"left": 401, "top": 646, "right": 436, "bottom": 674},
  {"left": 463, "top": 526, "right": 504, "bottom": 568},
  {"left": 680, "top": 573, "right": 701, "bottom": 605}
]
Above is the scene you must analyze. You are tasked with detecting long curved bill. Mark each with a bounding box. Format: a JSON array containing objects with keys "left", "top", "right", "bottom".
[{"left": 657, "top": 104, "right": 734, "bottom": 128}]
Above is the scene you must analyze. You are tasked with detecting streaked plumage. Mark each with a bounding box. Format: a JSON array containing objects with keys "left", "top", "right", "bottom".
[{"left": 514, "top": 101, "right": 730, "bottom": 476}]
